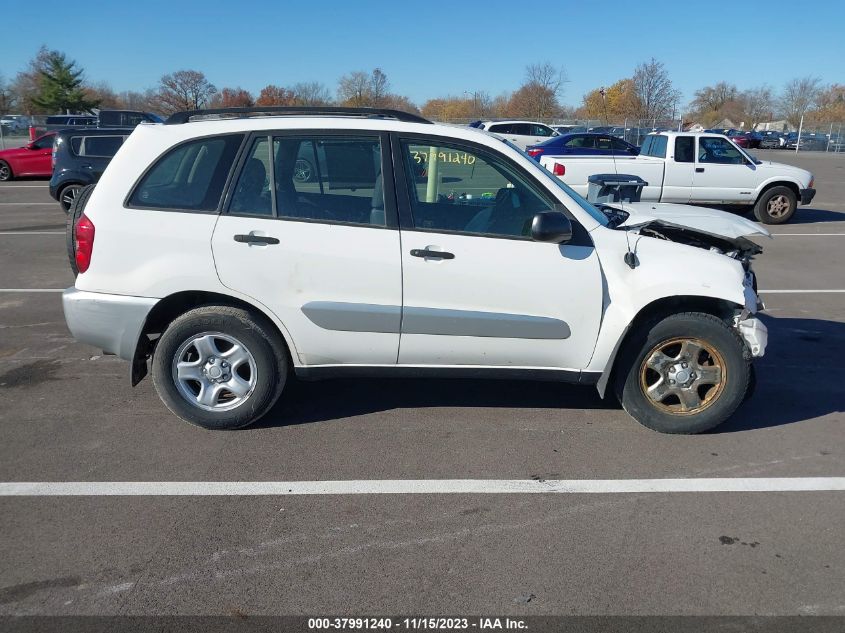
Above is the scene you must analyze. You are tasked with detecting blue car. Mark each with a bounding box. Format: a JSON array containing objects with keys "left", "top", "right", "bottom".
[{"left": 526, "top": 133, "right": 640, "bottom": 161}]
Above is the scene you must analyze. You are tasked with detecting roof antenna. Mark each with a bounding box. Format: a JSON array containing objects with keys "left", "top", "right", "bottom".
[{"left": 600, "top": 87, "right": 638, "bottom": 269}]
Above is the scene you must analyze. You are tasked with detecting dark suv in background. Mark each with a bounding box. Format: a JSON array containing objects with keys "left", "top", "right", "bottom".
[{"left": 49, "top": 128, "right": 132, "bottom": 211}]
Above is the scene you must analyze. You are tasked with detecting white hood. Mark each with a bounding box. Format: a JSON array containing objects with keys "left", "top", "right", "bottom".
[{"left": 612, "top": 202, "right": 771, "bottom": 240}]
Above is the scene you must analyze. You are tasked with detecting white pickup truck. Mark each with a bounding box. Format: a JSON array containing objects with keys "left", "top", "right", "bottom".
[{"left": 539, "top": 131, "right": 816, "bottom": 224}]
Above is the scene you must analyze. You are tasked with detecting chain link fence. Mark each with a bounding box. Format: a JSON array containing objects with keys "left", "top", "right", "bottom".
[{"left": 433, "top": 116, "right": 845, "bottom": 154}]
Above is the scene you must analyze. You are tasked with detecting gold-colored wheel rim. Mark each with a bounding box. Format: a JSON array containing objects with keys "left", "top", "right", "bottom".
[{"left": 639, "top": 337, "right": 727, "bottom": 416}]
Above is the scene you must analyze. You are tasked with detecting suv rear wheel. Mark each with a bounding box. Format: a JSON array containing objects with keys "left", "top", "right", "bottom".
[
  {"left": 616, "top": 312, "right": 750, "bottom": 434},
  {"left": 152, "top": 306, "right": 288, "bottom": 429}
]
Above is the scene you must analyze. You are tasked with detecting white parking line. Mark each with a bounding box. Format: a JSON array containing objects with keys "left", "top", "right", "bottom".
[
  {"left": 2, "top": 478, "right": 844, "bottom": 496},
  {"left": 0, "top": 231, "right": 64, "bottom": 235},
  {"left": 761, "top": 289, "right": 845, "bottom": 294},
  {"left": 0, "top": 289, "right": 64, "bottom": 293}
]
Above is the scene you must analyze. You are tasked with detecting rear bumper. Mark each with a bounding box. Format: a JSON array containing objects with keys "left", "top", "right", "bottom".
[
  {"left": 800, "top": 188, "right": 816, "bottom": 205},
  {"left": 62, "top": 288, "right": 157, "bottom": 360}
]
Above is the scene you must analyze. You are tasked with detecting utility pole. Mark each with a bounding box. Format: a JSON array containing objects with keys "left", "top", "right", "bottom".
[{"left": 795, "top": 114, "right": 804, "bottom": 154}]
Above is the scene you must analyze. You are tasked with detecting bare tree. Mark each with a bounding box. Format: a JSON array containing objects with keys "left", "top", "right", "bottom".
[
  {"left": 515, "top": 62, "right": 567, "bottom": 119},
  {"left": 337, "top": 71, "right": 372, "bottom": 107},
  {"left": 85, "top": 81, "right": 123, "bottom": 109},
  {"left": 0, "top": 74, "right": 16, "bottom": 114},
  {"left": 369, "top": 69, "right": 390, "bottom": 106},
  {"left": 525, "top": 62, "right": 567, "bottom": 99},
  {"left": 632, "top": 58, "right": 681, "bottom": 120},
  {"left": 779, "top": 76, "right": 821, "bottom": 126},
  {"left": 740, "top": 86, "right": 773, "bottom": 128},
  {"left": 156, "top": 70, "right": 217, "bottom": 113},
  {"left": 11, "top": 46, "right": 54, "bottom": 114},
  {"left": 690, "top": 82, "right": 738, "bottom": 113},
  {"left": 290, "top": 82, "right": 331, "bottom": 106},
  {"left": 120, "top": 89, "right": 159, "bottom": 112}
]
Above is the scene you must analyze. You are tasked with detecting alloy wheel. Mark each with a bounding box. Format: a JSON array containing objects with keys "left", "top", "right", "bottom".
[
  {"left": 171, "top": 332, "right": 258, "bottom": 412},
  {"left": 639, "top": 337, "right": 726, "bottom": 415}
]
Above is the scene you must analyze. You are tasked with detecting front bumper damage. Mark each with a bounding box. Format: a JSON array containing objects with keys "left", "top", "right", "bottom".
[
  {"left": 737, "top": 317, "right": 768, "bottom": 357},
  {"left": 735, "top": 271, "right": 767, "bottom": 357}
]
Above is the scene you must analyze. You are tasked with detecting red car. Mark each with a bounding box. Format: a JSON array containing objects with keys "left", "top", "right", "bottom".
[
  {"left": 0, "top": 133, "right": 56, "bottom": 181},
  {"left": 726, "top": 131, "right": 751, "bottom": 148}
]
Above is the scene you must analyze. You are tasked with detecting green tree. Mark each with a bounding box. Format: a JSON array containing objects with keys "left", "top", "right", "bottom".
[{"left": 31, "top": 51, "right": 98, "bottom": 113}]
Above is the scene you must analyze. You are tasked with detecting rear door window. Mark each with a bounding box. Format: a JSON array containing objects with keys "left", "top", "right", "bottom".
[
  {"left": 271, "top": 136, "right": 384, "bottom": 226},
  {"left": 674, "top": 136, "right": 695, "bottom": 162},
  {"left": 129, "top": 134, "right": 244, "bottom": 211},
  {"left": 640, "top": 135, "right": 668, "bottom": 158},
  {"left": 530, "top": 124, "right": 554, "bottom": 137},
  {"left": 565, "top": 135, "right": 594, "bottom": 149}
]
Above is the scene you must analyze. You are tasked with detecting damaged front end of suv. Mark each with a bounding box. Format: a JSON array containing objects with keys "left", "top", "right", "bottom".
[{"left": 605, "top": 201, "right": 770, "bottom": 358}]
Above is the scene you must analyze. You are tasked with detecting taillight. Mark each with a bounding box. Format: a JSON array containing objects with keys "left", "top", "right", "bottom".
[
  {"left": 527, "top": 148, "right": 543, "bottom": 157},
  {"left": 75, "top": 214, "right": 95, "bottom": 274},
  {"left": 553, "top": 163, "right": 565, "bottom": 176}
]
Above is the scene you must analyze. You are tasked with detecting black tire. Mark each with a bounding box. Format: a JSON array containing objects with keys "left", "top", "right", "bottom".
[
  {"left": 65, "top": 184, "right": 96, "bottom": 276},
  {"left": 615, "top": 312, "right": 751, "bottom": 434},
  {"left": 59, "top": 183, "right": 85, "bottom": 212},
  {"left": 0, "top": 160, "right": 12, "bottom": 181},
  {"left": 152, "top": 306, "right": 288, "bottom": 430},
  {"left": 753, "top": 186, "right": 797, "bottom": 224}
]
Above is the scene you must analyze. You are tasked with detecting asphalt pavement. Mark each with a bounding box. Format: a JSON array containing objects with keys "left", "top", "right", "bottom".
[{"left": 0, "top": 151, "right": 843, "bottom": 618}]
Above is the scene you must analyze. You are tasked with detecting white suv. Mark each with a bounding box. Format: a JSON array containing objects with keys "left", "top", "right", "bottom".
[
  {"left": 471, "top": 120, "right": 557, "bottom": 149},
  {"left": 64, "top": 107, "right": 768, "bottom": 434}
]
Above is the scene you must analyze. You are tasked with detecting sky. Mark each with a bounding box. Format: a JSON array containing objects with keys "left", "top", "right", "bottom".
[{"left": 2, "top": 0, "right": 843, "bottom": 110}]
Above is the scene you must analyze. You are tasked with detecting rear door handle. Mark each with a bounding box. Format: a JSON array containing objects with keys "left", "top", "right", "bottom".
[
  {"left": 695, "top": 167, "right": 705, "bottom": 173},
  {"left": 234, "top": 234, "right": 279, "bottom": 245},
  {"left": 410, "top": 248, "right": 454, "bottom": 260}
]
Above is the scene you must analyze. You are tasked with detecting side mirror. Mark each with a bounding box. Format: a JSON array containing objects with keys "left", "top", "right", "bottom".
[{"left": 531, "top": 211, "right": 573, "bottom": 244}]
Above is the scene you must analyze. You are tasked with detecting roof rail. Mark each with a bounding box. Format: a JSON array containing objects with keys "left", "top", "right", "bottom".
[{"left": 164, "top": 106, "right": 431, "bottom": 125}]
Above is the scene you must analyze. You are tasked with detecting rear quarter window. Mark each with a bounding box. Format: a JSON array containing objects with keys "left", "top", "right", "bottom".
[
  {"left": 640, "top": 135, "right": 668, "bottom": 158},
  {"left": 128, "top": 134, "right": 244, "bottom": 211}
]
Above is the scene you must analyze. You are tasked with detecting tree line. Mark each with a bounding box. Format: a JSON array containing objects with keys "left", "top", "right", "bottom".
[{"left": 1, "top": 46, "right": 842, "bottom": 129}]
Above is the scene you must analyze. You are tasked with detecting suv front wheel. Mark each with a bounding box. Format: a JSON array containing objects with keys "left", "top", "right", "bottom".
[
  {"left": 152, "top": 306, "right": 288, "bottom": 429},
  {"left": 616, "top": 312, "right": 751, "bottom": 434}
]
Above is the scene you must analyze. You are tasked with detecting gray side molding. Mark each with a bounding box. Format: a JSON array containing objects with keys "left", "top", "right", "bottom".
[
  {"left": 403, "top": 306, "right": 570, "bottom": 339},
  {"left": 302, "top": 301, "right": 570, "bottom": 340},
  {"left": 302, "top": 302, "right": 402, "bottom": 333}
]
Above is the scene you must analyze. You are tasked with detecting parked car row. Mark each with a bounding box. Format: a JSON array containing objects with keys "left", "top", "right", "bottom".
[{"left": 0, "top": 110, "right": 164, "bottom": 210}]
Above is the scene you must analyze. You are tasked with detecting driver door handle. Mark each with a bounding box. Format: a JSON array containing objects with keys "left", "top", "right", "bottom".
[
  {"left": 410, "top": 248, "right": 454, "bottom": 260},
  {"left": 695, "top": 167, "right": 705, "bottom": 173},
  {"left": 234, "top": 234, "right": 279, "bottom": 245}
]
